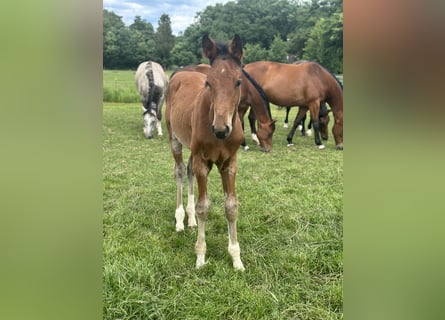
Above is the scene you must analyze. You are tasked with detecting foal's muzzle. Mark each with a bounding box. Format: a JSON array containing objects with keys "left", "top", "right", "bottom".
[{"left": 211, "top": 125, "right": 231, "bottom": 139}]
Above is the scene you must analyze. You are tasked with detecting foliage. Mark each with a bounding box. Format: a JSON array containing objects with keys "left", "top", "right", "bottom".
[
  {"left": 103, "top": 0, "right": 343, "bottom": 72},
  {"left": 103, "top": 100, "right": 343, "bottom": 319},
  {"left": 303, "top": 12, "right": 343, "bottom": 73}
]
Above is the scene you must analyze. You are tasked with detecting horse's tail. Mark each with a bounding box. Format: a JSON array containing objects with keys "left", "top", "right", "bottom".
[
  {"left": 241, "top": 68, "right": 272, "bottom": 119},
  {"left": 145, "top": 61, "right": 156, "bottom": 114}
]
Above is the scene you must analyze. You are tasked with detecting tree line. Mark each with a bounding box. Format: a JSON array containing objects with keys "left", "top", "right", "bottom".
[{"left": 103, "top": 0, "right": 342, "bottom": 73}]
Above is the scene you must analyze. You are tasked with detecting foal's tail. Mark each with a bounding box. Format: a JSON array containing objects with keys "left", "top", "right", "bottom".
[{"left": 144, "top": 61, "right": 156, "bottom": 113}]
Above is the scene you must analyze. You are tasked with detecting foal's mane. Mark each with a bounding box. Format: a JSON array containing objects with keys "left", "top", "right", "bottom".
[{"left": 206, "top": 39, "right": 242, "bottom": 66}]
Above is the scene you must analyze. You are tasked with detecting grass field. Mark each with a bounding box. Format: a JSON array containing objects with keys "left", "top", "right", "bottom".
[{"left": 103, "top": 69, "right": 343, "bottom": 319}]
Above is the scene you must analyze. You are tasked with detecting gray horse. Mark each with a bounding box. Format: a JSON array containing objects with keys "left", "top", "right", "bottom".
[{"left": 135, "top": 61, "right": 169, "bottom": 138}]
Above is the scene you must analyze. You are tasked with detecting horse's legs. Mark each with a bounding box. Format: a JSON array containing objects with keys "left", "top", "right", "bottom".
[
  {"left": 153, "top": 102, "right": 163, "bottom": 136},
  {"left": 286, "top": 107, "right": 307, "bottom": 146},
  {"left": 283, "top": 106, "right": 291, "bottom": 128},
  {"left": 193, "top": 157, "right": 211, "bottom": 268},
  {"left": 247, "top": 109, "right": 260, "bottom": 146},
  {"left": 171, "top": 137, "right": 186, "bottom": 231},
  {"left": 309, "top": 102, "right": 324, "bottom": 149},
  {"left": 186, "top": 156, "right": 197, "bottom": 227},
  {"left": 238, "top": 106, "right": 249, "bottom": 151},
  {"left": 300, "top": 112, "right": 307, "bottom": 136},
  {"left": 332, "top": 109, "right": 343, "bottom": 150},
  {"left": 219, "top": 157, "right": 244, "bottom": 271}
]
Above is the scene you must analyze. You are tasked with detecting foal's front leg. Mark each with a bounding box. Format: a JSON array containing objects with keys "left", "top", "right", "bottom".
[
  {"left": 220, "top": 156, "right": 245, "bottom": 271},
  {"left": 193, "top": 157, "right": 211, "bottom": 268}
]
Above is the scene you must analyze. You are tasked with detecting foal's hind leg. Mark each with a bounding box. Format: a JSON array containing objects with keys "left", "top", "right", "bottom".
[
  {"left": 186, "top": 156, "right": 197, "bottom": 228},
  {"left": 171, "top": 137, "right": 186, "bottom": 231},
  {"left": 193, "top": 157, "right": 211, "bottom": 268}
]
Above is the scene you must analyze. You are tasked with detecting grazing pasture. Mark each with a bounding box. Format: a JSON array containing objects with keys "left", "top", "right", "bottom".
[{"left": 103, "top": 86, "right": 343, "bottom": 318}]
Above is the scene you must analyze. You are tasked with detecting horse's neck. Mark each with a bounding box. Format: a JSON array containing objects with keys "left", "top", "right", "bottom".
[{"left": 248, "top": 89, "right": 271, "bottom": 122}]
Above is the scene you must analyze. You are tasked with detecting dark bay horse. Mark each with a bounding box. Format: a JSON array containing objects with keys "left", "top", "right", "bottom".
[
  {"left": 244, "top": 61, "right": 343, "bottom": 150},
  {"left": 135, "top": 61, "right": 169, "bottom": 138},
  {"left": 165, "top": 35, "right": 245, "bottom": 270},
  {"left": 283, "top": 102, "right": 330, "bottom": 138},
  {"left": 173, "top": 64, "right": 276, "bottom": 152}
]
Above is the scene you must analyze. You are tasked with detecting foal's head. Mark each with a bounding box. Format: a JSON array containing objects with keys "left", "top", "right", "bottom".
[{"left": 202, "top": 34, "right": 243, "bottom": 140}]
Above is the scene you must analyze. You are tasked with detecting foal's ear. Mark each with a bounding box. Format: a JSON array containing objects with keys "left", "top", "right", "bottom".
[
  {"left": 202, "top": 34, "right": 217, "bottom": 61},
  {"left": 229, "top": 34, "right": 243, "bottom": 61}
]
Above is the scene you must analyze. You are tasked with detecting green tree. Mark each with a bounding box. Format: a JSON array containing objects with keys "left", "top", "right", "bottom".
[
  {"left": 155, "top": 14, "right": 175, "bottom": 68},
  {"left": 303, "top": 11, "right": 343, "bottom": 73},
  {"left": 103, "top": 10, "right": 126, "bottom": 68},
  {"left": 170, "top": 36, "right": 199, "bottom": 67},
  {"left": 268, "top": 35, "right": 288, "bottom": 62},
  {"left": 129, "top": 16, "right": 156, "bottom": 65},
  {"left": 243, "top": 43, "right": 268, "bottom": 64}
]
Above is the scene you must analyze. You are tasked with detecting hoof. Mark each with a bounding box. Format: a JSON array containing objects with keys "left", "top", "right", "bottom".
[
  {"left": 318, "top": 144, "right": 325, "bottom": 150},
  {"left": 287, "top": 143, "right": 294, "bottom": 147},
  {"left": 196, "top": 256, "right": 206, "bottom": 269},
  {"left": 243, "top": 145, "right": 250, "bottom": 151},
  {"left": 306, "top": 129, "right": 312, "bottom": 137},
  {"left": 283, "top": 123, "right": 288, "bottom": 129},
  {"left": 233, "top": 261, "right": 245, "bottom": 271},
  {"left": 336, "top": 144, "right": 343, "bottom": 150}
]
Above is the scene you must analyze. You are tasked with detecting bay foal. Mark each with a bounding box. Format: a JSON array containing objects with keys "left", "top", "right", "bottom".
[{"left": 165, "top": 35, "right": 245, "bottom": 270}]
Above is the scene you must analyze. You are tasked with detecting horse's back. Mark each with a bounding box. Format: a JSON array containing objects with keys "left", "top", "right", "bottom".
[{"left": 166, "top": 71, "right": 207, "bottom": 148}]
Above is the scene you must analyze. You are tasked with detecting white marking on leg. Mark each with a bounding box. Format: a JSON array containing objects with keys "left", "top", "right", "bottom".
[
  {"left": 195, "top": 196, "right": 210, "bottom": 268},
  {"left": 297, "top": 124, "right": 302, "bottom": 131},
  {"left": 283, "top": 123, "right": 288, "bottom": 128},
  {"left": 306, "top": 129, "right": 312, "bottom": 136},
  {"left": 156, "top": 120, "right": 163, "bottom": 136},
  {"left": 251, "top": 133, "right": 260, "bottom": 145},
  {"left": 318, "top": 144, "right": 325, "bottom": 150},
  {"left": 228, "top": 240, "right": 244, "bottom": 271},
  {"left": 287, "top": 143, "right": 294, "bottom": 147},
  {"left": 175, "top": 205, "right": 185, "bottom": 232},
  {"left": 243, "top": 145, "right": 250, "bottom": 151},
  {"left": 186, "top": 193, "right": 197, "bottom": 227}
]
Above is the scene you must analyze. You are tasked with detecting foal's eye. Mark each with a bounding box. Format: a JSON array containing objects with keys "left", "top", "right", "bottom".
[{"left": 235, "top": 79, "right": 242, "bottom": 88}]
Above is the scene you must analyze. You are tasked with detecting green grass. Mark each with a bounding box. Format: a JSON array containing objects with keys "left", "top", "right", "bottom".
[
  {"left": 103, "top": 70, "right": 140, "bottom": 103},
  {"left": 103, "top": 100, "right": 343, "bottom": 319},
  {"left": 103, "top": 69, "right": 175, "bottom": 103}
]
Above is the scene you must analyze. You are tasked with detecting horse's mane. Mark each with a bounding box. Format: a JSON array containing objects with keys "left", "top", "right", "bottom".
[
  {"left": 241, "top": 68, "right": 272, "bottom": 119},
  {"left": 144, "top": 61, "right": 156, "bottom": 114},
  {"left": 316, "top": 62, "right": 343, "bottom": 91}
]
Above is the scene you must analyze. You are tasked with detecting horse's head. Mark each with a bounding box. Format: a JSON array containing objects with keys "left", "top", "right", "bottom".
[
  {"left": 142, "top": 104, "right": 157, "bottom": 139},
  {"left": 256, "top": 120, "right": 276, "bottom": 152},
  {"left": 202, "top": 34, "right": 243, "bottom": 140},
  {"left": 319, "top": 104, "right": 331, "bottom": 141}
]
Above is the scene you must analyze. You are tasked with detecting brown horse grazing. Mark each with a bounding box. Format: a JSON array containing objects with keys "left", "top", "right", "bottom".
[
  {"left": 165, "top": 35, "right": 245, "bottom": 271},
  {"left": 173, "top": 64, "right": 276, "bottom": 152},
  {"left": 244, "top": 61, "right": 343, "bottom": 150}
]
